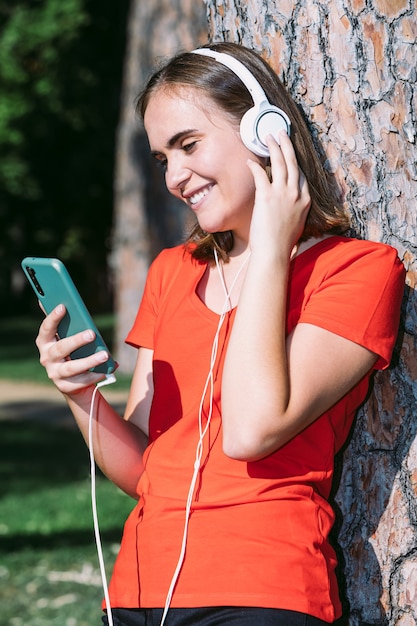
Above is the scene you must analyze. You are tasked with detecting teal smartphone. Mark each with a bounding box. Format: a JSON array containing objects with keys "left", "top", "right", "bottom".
[{"left": 21, "top": 257, "right": 116, "bottom": 375}]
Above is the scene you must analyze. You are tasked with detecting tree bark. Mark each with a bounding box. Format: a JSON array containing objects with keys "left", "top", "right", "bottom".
[
  {"left": 112, "top": 0, "right": 207, "bottom": 372},
  {"left": 205, "top": 1, "right": 417, "bottom": 624}
]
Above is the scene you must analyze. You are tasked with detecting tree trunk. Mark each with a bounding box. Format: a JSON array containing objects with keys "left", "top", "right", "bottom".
[
  {"left": 112, "top": 0, "right": 207, "bottom": 372},
  {"left": 205, "top": 1, "right": 417, "bottom": 624}
]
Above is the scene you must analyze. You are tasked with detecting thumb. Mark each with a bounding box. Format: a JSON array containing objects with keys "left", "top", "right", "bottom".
[{"left": 247, "top": 159, "right": 270, "bottom": 187}]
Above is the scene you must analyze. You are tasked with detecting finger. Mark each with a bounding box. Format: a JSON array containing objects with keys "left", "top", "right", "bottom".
[
  {"left": 55, "top": 348, "right": 110, "bottom": 378},
  {"left": 275, "top": 130, "right": 299, "bottom": 186},
  {"left": 50, "top": 330, "right": 113, "bottom": 379},
  {"left": 247, "top": 157, "right": 268, "bottom": 175},
  {"left": 37, "top": 304, "right": 66, "bottom": 341},
  {"left": 50, "top": 363, "right": 106, "bottom": 395},
  {"left": 246, "top": 158, "right": 272, "bottom": 188},
  {"left": 38, "top": 300, "right": 47, "bottom": 316},
  {"left": 298, "top": 168, "right": 308, "bottom": 195},
  {"left": 264, "top": 134, "right": 288, "bottom": 183},
  {"left": 50, "top": 329, "right": 95, "bottom": 360},
  {"left": 42, "top": 341, "right": 110, "bottom": 394}
]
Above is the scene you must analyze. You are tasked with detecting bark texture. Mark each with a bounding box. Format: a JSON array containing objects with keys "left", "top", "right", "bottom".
[
  {"left": 112, "top": 0, "right": 207, "bottom": 371},
  {"left": 205, "top": 1, "right": 417, "bottom": 624}
]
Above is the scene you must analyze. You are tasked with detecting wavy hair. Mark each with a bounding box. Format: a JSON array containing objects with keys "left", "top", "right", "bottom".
[{"left": 137, "top": 42, "right": 350, "bottom": 262}]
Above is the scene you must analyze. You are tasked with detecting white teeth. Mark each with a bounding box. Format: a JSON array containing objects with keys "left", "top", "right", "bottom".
[{"left": 190, "top": 187, "right": 210, "bottom": 205}]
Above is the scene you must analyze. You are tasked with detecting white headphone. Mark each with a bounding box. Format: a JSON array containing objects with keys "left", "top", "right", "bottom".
[{"left": 191, "top": 47, "right": 291, "bottom": 158}]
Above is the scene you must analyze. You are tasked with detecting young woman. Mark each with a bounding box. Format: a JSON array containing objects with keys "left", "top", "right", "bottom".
[{"left": 35, "top": 42, "right": 405, "bottom": 625}]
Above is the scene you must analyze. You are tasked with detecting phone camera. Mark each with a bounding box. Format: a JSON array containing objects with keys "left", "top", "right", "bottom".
[{"left": 26, "top": 266, "right": 45, "bottom": 296}]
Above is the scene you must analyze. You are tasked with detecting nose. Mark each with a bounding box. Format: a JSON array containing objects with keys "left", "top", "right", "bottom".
[{"left": 165, "top": 155, "right": 191, "bottom": 195}]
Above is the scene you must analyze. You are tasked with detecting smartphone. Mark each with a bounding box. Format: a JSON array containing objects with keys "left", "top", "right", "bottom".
[{"left": 21, "top": 257, "right": 116, "bottom": 375}]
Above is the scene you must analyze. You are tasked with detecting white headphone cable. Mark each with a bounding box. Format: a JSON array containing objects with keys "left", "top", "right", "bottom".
[
  {"left": 89, "top": 373, "right": 117, "bottom": 626},
  {"left": 159, "top": 248, "right": 250, "bottom": 626}
]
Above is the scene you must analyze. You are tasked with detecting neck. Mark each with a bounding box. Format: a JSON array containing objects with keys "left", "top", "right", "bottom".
[
  {"left": 228, "top": 231, "right": 250, "bottom": 259},
  {"left": 214, "top": 247, "right": 251, "bottom": 308},
  {"left": 293, "top": 234, "right": 334, "bottom": 258}
]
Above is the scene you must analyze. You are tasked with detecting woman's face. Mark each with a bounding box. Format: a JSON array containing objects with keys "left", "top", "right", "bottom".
[{"left": 144, "top": 86, "right": 263, "bottom": 240}]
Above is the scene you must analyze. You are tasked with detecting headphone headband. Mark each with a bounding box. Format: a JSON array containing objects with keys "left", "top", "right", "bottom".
[
  {"left": 190, "top": 47, "right": 291, "bottom": 157},
  {"left": 191, "top": 48, "right": 268, "bottom": 105}
]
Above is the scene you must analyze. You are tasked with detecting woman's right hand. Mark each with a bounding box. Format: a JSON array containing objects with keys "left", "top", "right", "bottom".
[
  {"left": 247, "top": 130, "right": 311, "bottom": 260},
  {"left": 35, "top": 304, "right": 110, "bottom": 396}
]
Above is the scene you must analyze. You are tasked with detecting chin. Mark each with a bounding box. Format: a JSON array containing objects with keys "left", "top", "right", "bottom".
[{"left": 197, "top": 220, "right": 229, "bottom": 234}]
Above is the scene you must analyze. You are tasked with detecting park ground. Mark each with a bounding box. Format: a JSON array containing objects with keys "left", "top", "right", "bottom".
[{"left": 0, "top": 378, "right": 132, "bottom": 626}]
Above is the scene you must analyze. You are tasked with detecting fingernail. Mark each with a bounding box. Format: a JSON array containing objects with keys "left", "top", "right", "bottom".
[
  {"left": 83, "top": 330, "right": 94, "bottom": 341},
  {"left": 97, "top": 351, "right": 108, "bottom": 362}
]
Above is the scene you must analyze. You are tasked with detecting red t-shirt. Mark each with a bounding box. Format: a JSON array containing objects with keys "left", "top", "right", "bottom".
[{"left": 107, "top": 236, "right": 405, "bottom": 622}]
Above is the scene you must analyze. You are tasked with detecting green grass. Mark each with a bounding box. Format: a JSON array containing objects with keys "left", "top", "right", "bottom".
[
  {"left": 0, "top": 314, "right": 136, "bottom": 624},
  {"left": 0, "top": 419, "right": 135, "bottom": 626},
  {"left": 0, "top": 315, "right": 48, "bottom": 383}
]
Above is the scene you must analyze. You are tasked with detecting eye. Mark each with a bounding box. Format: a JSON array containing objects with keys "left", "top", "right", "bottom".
[
  {"left": 155, "top": 156, "right": 167, "bottom": 171},
  {"left": 182, "top": 141, "right": 197, "bottom": 153}
]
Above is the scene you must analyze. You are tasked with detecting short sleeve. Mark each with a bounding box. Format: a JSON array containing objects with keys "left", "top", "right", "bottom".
[
  {"left": 125, "top": 246, "right": 186, "bottom": 349},
  {"left": 298, "top": 242, "right": 405, "bottom": 370}
]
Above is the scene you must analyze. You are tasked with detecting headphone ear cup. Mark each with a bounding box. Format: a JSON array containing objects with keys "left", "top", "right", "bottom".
[
  {"left": 240, "top": 106, "right": 266, "bottom": 156},
  {"left": 257, "top": 107, "right": 290, "bottom": 145},
  {"left": 240, "top": 103, "right": 291, "bottom": 157}
]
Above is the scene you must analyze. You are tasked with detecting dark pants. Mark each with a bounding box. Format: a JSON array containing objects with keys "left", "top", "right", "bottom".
[{"left": 102, "top": 607, "right": 330, "bottom": 625}]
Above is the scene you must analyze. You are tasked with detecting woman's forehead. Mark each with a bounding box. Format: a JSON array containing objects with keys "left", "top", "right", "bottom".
[
  {"left": 145, "top": 84, "right": 216, "bottom": 113},
  {"left": 144, "top": 86, "right": 234, "bottom": 137}
]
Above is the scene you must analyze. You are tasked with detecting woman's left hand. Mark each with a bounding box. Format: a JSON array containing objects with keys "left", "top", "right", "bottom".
[{"left": 247, "top": 130, "right": 311, "bottom": 259}]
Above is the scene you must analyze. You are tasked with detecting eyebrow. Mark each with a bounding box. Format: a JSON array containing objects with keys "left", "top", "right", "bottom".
[
  {"left": 167, "top": 129, "right": 198, "bottom": 148},
  {"left": 150, "top": 129, "right": 198, "bottom": 158}
]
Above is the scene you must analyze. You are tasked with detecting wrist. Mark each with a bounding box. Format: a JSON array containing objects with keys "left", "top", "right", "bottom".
[
  {"left": 63, "top": 382, "right": 97, "bottom": 405},
  {"left": 249, "top": 245, "right": 293, "bottom": 269}
]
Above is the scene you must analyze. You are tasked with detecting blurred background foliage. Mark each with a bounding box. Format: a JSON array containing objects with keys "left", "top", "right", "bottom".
[{"left": 0, "top": 0, "right": 130, "bottom": 316}]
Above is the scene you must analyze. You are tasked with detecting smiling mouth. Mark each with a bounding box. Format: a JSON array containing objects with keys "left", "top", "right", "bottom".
[{"left": 188, "top": 185, "right": 213, "bottom": 206}]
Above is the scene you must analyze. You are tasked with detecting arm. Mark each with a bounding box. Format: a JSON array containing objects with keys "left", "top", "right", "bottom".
[
  {"left": 36, "top": 304, "right": 152, "bottom": 498},
  {"left": 221, "top": 132, "right": 378, "bottom": 461}
]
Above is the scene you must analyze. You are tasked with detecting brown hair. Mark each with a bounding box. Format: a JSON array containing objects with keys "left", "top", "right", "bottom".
[{"left": 137, "top": 42, "right": 350, "bottom": 262}]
